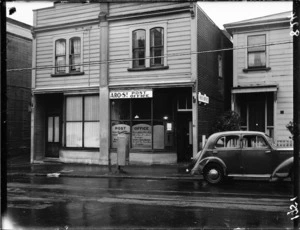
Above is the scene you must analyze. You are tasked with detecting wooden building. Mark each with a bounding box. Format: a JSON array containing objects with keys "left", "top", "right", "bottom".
[
  {"left": 224, "top": 12, "right": 293, "bottom": 146},
  {"left": 31, "top": 2, "right": 232, "bottom": 165}
]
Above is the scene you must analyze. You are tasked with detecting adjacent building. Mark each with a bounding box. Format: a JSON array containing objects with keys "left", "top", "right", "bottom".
[
  {"left": 6, "top": 18, "right": 32, "bottom": 157},
  {"left": 224, "top": 12, "right": 293, "bottom": 146},
  {"left": 31, "top": 2, "right": 232, "bottom": 165}
]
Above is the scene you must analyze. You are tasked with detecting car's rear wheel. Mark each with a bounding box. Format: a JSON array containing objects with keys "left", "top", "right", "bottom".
[{"left": 203, "top": 163, "right": 224, "bottom": 184}]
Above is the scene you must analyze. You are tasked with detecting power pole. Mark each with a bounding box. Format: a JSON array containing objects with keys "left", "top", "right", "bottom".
[{"left": 292, "top": 0, "right": 300, "bottom": 228}]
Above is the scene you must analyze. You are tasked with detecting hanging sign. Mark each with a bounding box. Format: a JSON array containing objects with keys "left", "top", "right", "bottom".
[
  {"left": 198, "top": 92, "right": 209, "bottom": 104},
  {"left": 110, "top": 89, "right": 153, "bottom": 99}
]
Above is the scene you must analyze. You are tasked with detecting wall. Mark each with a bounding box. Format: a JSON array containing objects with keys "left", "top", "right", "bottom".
[
  {"left": 6, "top": 28, "right": 32, "bottom": 156},
  {"left": 196, "top": 6, "right": 233, "bottom": 140}
]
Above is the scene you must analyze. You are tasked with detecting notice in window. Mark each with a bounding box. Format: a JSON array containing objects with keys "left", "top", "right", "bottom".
[
  {"left": 111, "top": 124, "right": 130, "bottom": 148},
  {"left": 132, "top": 124, "right": 152, "bottom": 149}
]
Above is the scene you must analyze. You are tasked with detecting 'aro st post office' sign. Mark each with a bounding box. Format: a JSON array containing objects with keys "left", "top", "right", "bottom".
[
  {"left": 198, "top": 92, "right": 209, "bottom": 104},
  {"left": 110, "top": 89, "right": 153, "bottom": 99}
]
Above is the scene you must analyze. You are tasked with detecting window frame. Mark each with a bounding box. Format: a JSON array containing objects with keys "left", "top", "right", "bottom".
[
  {"left": 52, "top": 33, "right": 84, "bottom": 76},
  {"left": 129, "top": 23, "right": 168, "bottom": 70},
  {"left": 64, "top": 94, "right": 99, "bottom": 149},
  {"left": 246, "top": 33, "right": 268, "bottom": 70}
]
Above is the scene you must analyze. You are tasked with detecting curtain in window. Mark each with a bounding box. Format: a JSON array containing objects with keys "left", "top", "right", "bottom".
[
  {"left": 150, "top": 27, "right": 164, "bottom": 66},
  {"left": 70, "top": 37, "right": 81, "bottom": 72},
  {"left": 55, "top": 39, "right": 66, "bottom": 73},
  {"left": 66, "top": 97, "right": 83, "bottom": 147},
  {"left": 248, "top": 35, "right": 266, "bottom": 68},
  {"left": 132, "top": 30, "right": 145, "bottom": 68},
  {"left": 84, "top": 96, "right": 99, "bottom": 147}
]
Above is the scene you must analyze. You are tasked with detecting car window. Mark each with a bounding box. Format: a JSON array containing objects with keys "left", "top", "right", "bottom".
[
  {"left": 242, "top": 135, "right": 268, "bottom": 148},
  {"left": 215, "top": 135, "right": 240, "bottom": 148}
]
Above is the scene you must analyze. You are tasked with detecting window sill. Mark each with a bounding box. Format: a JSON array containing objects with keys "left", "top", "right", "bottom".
[
  {"left": 51, "top": 72, "right": 85, "bottom": 77},
  {"left": 127, "top": 66, "right": 169, "bottom": 72},
  {"left": 62, "top": 147, "right": 98, "bottom": 150},
  {"left": 243, "top": 67, "right": 271, "bottom": 73}
]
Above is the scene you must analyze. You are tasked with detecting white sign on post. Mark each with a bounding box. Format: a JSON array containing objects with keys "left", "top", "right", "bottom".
[
  {"left": 110, "top": 89, "right": 153, "bottom": 99},
  {"left": 198, "top": 92, "right": 209, "bottom": 104}
]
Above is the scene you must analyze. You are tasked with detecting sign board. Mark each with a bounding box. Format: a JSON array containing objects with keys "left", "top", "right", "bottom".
[
  {"left": 132, "top": 124, "right": 152, "bottom": 149},
  {"left": 111, "top": 124, "right": 130, "bottom": 148},
  {"left": 198, "top": 92, "right": 209, "bottom": 104},
  {"left": 110, "top": 89, "right": 153, "bottom": 99}
]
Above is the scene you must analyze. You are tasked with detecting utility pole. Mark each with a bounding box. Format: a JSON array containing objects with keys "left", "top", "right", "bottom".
[{"left": 292, "top": 0, "right": 300, "bottom": 228}]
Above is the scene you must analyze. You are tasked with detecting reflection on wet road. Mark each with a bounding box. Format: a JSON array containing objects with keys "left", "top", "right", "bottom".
[{"left": 6, "top": 176, "right": 293, "bottom": 229}]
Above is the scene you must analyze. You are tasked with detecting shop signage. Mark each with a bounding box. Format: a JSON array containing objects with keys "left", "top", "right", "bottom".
[
  {"left": 110, "top": 89, "right": 153, "bottom": 99},
  {"left": 198, "top": 92, "right": 209, "bottom": 104},
  {"left": 111, "top": 124, "right": 130, "bottom": 148},
  {"left": 132, "top": 124, "right": 152, "bottom": 149}
]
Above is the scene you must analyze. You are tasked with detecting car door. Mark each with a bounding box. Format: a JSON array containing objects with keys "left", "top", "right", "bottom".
[
  {"left": 241, "top": 134, "right": 273, "bottom": 175},
  {"left": 213, "top": 134, "right": 242, "bottom": 174}
]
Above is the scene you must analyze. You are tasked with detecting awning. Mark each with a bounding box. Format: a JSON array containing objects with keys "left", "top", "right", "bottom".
[{"left": 232, "top": 85, "right": 278, "bottom": 94}]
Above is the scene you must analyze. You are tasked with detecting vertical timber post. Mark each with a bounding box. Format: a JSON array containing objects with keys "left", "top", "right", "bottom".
[
  {"left": 99, "top": 3, "right": 111, "bottom": 171},
  {"left": 293, "top": 0, "right": 300, "bottom": 228}
]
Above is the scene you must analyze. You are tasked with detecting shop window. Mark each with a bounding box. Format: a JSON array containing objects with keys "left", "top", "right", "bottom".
[
  {"left": 65, "top": 95, "right": 99, "bottom": 148},
  {"left": 247, "top": 35, "right": 266, "bottom": 68},
  {"left": 110, "top": 94, "right": 175, "bottom": 150}
]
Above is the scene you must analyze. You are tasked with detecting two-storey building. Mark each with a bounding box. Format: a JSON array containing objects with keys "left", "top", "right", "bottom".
[
  {"left": 31, "top": 2, "right": 232, "bottom": 165},
  {"left": 224, "top": 12, "right": 293, "bottom": 146}
]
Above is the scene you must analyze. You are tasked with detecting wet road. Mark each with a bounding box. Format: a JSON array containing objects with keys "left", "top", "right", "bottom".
[{"left": 5, "top": 175, "right": 294, "bottom": 229}]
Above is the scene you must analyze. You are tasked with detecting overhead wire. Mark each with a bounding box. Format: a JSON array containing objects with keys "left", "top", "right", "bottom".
[{"left": 6, "top": 40, "right": 293, "bottom": 72}]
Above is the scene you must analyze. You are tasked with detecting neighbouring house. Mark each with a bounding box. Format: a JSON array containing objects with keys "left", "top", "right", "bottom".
[
  {"left": 31, "top": 2, "right": 232, "bottom": 165},
  {"left": 224, "top": 11, "right": 293, "bottom": 147},
  {"left": 6, "top": 18, "right": 32, "bottom": 157}
]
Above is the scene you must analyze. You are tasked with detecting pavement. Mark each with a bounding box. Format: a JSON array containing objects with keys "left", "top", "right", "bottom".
[{"left": 6, "top": 154, "right": 202, "bottom": 181}]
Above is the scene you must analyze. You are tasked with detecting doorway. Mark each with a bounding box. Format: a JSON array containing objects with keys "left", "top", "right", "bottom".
[
  {"left": 248, "top": 101, "right": 265, "bottom": 132},
  {"left": 176, "top": 112, "right": 192, "bottom": 162},
  {"left": 46, "top": 114, "right": 60, "bottom": 158}
]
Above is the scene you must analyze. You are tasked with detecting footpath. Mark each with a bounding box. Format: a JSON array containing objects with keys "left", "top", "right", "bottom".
[{"left": 7, "top": 154, "right": 202, "bottom": 181}]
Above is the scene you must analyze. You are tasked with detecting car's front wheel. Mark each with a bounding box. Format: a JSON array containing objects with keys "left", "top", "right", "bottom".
[{"left": 203, "top": 163, "right": 224, "bottom": 184}]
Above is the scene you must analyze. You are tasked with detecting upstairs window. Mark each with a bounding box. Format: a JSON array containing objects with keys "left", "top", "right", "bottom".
[
  {"left": 53, "top": 35, "right": 83, "bottom": 75},
  {"left": 247, "top": 35, "right": 266, "bottom": 68},
  {"left": 69, "top": 37, "right": 81, "bottom": 72},
  {"left": 129, "top": 24, "right": 167, "bottom": 70},
  {"left": 132, "top": 30, "right": 146, "bottom": 68},
  {"left": 150, "top": 27, "right": 164, "bottom": 66},
  {"left": 55, "top": 39, "right": 66, "bottom": 73}
]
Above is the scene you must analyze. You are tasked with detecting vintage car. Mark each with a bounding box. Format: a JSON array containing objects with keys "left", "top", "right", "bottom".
[{"left": 187, "top": 131, "right": 293, "bottom": 184}]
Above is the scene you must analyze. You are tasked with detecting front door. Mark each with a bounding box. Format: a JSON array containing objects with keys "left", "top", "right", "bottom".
[
  {"left": 177, "top": 112, "right": 192, "bottom": 162},
  {"left": 248, "top": 101, "right": 265, "bottom": 132},
  {"left": 46, "top": 114, "right": 60, "bottom": 158}
]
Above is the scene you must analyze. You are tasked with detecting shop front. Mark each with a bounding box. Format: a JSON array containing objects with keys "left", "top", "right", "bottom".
[{"left": 109, "top": 87, "right": 193, "bottom": 164}]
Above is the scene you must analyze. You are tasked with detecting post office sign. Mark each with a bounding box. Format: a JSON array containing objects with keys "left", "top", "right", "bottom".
[{"left": 110, "top": 89, "right": 153, "bottom": 99}]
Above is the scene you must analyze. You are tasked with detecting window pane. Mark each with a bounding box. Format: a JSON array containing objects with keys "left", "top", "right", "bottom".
[
  {"left": 150, "top": 28, "right": 163, "bottom": 47},
  {"left": 56, "top": 39, "right": 66, "bottom": 55},
  {"left": 84, "top": 96, "right": 99, "bottom": 121},
  {"left": 84, "top": 122, "right": 99, "bottom": 147},
  {"left": 66, "top": 97, "right": 82, "bottom": 121},
  {"left": 132, "top": 99, "right": 151, "bottom": 119},
  {"left": 150, "top": 48, "right": 163, "bottom": 66},
  {"left": 54, "top": 116, "right": 59, "bottom": 142},
  {"left": 111, "top": 122, "right": 130, "bottom": 149},
  {"left": 132, "top": 122, "right": 152, "bottom": 149},
  {"left": 133, "top": 49, "right": 145, "bottom": 67},
  {"left": 70, "top": 37, "right": 81, "bottom": 54},
  {"left": 70, "top": 55, "right": 81, "bottom": 72},
  {"left": 248, "top": 35, "right": 265, "bottom": 52},
  {"left": 56, "top": 56, "right": 66, "bottom": 73},
  {"left": 248, "top": 52, "right": 266, "bottom": 67},
  {"left": 70, "top": 37, "right": 81, "bottom": 72},
  {"left": 48, "top": 117, "right": 53, "bottom": 142},
  {"left": 133, "top": 30, "right": 145, "bottom": 48},
  {"left": 66, "top": 122, "right": 82, "bottom": 147},
  {"left": 153, "top": 92, "right": 172, "bottom": 120},
  {"left": 111, "top": 100, "right": 130, "bottom": 120}
]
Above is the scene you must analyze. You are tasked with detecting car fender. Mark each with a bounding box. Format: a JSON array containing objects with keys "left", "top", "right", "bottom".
[
  {"left": 193, "top": 157, "right": 227, "bottom": 175},
  {"left": 271, "top": 157, "right": 293, "bottom": 178}
]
